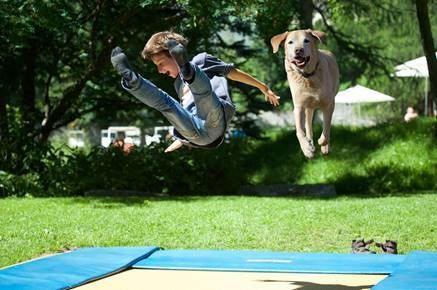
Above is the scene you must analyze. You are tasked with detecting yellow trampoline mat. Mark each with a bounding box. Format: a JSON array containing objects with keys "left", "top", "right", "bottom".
[{"left": 75, "top": 269, "right": 387, "bottom": 290}]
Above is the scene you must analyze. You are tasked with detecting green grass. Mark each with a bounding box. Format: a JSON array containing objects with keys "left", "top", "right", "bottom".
[
  {"left": 1, "top": 193, "right": 436, "bottom": 268},
  {"left": 1, "top": 119, "right": 435, "bottom": 268},
  {"left": 245, "top": 118, "right": 436, "bottom": 194}
]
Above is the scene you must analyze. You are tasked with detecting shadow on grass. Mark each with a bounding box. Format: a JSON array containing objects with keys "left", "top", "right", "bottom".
[
  {"left": 334, "top": 166, "right": 437, "bottom": 196},
  {"left": 240, "top": 129, "right": 307, "bottom": 184},
  {"left": 241, "top": 118, "right": 436, "bottom": 196},
  {"left": 64, "top": 188, "right": 436, "bottom": 208},
  {"left": 67, "top": 194, "right": 210, "bottom": 206}
]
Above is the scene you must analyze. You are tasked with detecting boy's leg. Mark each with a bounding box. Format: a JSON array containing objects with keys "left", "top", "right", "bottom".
[
  {"left": 126, "top": 77, "right": 205, "bottom": 142},
  {"left": 111, "top": 47, "right": 203, "bottom": 142},
  {"left": 167, "top": 41, "right": 225, "bottom": 132},
  {"left": 187, "top": 65, "right": 224, "bottom": 129}
]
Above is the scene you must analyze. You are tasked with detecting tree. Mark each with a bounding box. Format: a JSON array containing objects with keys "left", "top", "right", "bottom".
[
  {"left": 0, "top": 1, "right": 186, "bottom": 142},
  {"left": 2, "top": 0, "right": 434, "bottom": 175},
  {"left": 415, "top": 0, "right": 437, "bottom": 116}
]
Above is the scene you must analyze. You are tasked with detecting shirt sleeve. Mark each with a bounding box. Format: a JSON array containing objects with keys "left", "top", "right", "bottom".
[{"left": 192, "top": 52, "right": 235, "bottom": 79}]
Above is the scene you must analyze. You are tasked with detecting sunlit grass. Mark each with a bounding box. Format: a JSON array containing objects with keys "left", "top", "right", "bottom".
[
  {"left": 247, "top": 118, "right": 436, "bottom": 194},
  {"left": 1, "top": 193, "right": 436, "bottom": 267}
]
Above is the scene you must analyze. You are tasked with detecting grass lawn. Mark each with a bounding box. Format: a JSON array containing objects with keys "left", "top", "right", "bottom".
[
  {"left": 1, "top": 192, "right": 436, "bottom": 268},
  {"left": 246, "top": 118, "right": 436, "bottom": 194}
]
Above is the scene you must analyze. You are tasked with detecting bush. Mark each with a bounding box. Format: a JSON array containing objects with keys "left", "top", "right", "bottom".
[
  {"left": 38, "top": 140, "right": 249, "bottom": 196},
  {"left": 0, "top": 118, "right": 435, "bottom": 197},
  {"left": 0, "top": 171, "right": 43, "bottom": 197}
]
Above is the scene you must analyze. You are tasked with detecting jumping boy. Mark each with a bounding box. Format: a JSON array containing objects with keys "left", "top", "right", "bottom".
[{"left": 111, "top": 31, "right": 280, "bottom": 152}]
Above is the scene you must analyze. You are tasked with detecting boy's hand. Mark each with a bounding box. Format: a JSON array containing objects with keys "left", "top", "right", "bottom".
[
  {"left": 261, "top": 87, "right": 281, "bottom": 107},
  {"left": 164, "top": 140, "right": 183, "bottom": 153}
]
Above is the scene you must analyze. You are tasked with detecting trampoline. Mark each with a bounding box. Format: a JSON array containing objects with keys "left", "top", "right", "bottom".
[{"left": 0, "top": 247, "right": 436, "bottom": 290}]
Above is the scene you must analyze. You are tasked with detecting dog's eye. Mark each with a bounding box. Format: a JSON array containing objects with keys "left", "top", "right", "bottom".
[
  {"left": 304, "top": 38, "right": 310, "bottom": 43},
  {"left": 288, "top": 40, "right": 293, "bottom": 44}
]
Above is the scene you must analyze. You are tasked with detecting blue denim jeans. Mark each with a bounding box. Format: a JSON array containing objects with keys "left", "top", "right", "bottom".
[{"left": 122, "top": 65, "right": 225, "bottom": 146}]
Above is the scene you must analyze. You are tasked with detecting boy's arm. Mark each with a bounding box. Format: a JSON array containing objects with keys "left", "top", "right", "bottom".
[{"left": 227, "top": 68, "right": 280, "bottom": 106}]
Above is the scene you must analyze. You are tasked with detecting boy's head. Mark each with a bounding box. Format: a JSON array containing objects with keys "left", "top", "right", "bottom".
[
  {"left": 142, "top": 31, "right": 188, "bottom": 78},
  {"left": 142, "top": 31, "right": 188, "bottom": 59}
]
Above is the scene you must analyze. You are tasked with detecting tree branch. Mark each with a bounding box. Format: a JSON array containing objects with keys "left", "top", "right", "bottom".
[{"left": 313, "top": 3, "right": 390, "bottom": 75}]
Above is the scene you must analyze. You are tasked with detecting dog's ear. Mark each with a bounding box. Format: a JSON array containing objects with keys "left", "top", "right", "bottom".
[
  {"left": 270, "top": 32, "right": 289, "bottom": 53},
  {"left": 307, "top": 29, "right": 326, "bottom": 44}
]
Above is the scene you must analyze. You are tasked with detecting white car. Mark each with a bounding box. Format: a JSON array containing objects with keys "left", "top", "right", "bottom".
[
  {"left": 144, "top": 126, "right": 174, "bottom": 146},
  {"left": 101, "top": 126, "right": 141, "bottom": 147}
]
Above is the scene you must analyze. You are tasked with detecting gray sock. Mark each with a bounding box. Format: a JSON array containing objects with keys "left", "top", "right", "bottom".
[
  {"left": 167, "top": 40, "right": 194, "bottom": 82},
  {"left": 111, "top": 47, "right": 137, "bottom": 83}
]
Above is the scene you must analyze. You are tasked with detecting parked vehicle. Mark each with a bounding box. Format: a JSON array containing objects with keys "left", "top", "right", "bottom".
[
  {"left": 144, "top": 126, "right": 174, "bottom": 146},
  {"left": 100, "top": 126, "right": 141, "bottom": 147},
  {"left": 68, "top": 130, "right": 85, "bottom": 148}
]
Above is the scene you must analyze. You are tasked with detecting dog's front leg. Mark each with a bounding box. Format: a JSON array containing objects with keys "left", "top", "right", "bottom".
[
  {"left": 305, "top": 107, "right": 315, "bottom": 143},
  {"left": 318, "top": 103, "right": 335, "bottom": 155},
  {"left": 294, "top": 106, "right": 315, "bottom": 158}
]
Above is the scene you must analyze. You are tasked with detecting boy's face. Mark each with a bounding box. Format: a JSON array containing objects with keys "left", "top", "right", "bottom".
[{"left": 151, "top": 52, "right": 179, "bottom": 79}]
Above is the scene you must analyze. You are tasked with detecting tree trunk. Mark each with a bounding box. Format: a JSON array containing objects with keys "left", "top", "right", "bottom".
[
  {"left": 415, "top": 0, "right": 437, "bottom": 116},
  {"left": 21, "top": 43, "right": 37, "bottom": 130},
  {"left": 299, "top": 0, "right": 314, "bottom": 29},
  {"left": 39, "top": 44, "right": 112, "bottom": 142},
  {"left": 39, "top": 77, "right": 88, "bottom": 142},
  {"left": 0, "top": 95, "right": 7, "bottom": 140}
]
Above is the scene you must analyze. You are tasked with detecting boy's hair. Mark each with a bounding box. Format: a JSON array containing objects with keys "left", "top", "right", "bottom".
[{"left": 142, "top": 31, "right": 188, "bottom": 59}]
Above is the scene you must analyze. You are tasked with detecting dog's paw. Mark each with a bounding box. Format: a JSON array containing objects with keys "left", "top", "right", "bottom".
[
  {"left": 318, "top": 135, "right": 328, "bottom": 146},
  {"left": 302, "top": 140, "right": 316, "bottom": 159},
  {"left": 303, "top": 150, "right": 315, "bottom": 159},
  {"left": 318, "top": 135, "right": 330, "bottom": 155},
  {"left": 321, "top": 144, "right": 330, "bottom": 155}
]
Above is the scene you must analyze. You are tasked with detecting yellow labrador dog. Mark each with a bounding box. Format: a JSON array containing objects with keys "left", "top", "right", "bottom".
[{"left": 271, "top": 29, "right": 339, "bottom": 158}]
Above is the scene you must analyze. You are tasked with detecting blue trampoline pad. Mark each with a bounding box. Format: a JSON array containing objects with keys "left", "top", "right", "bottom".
[
  {"left": 134, "top": 249, "right": 406, "bottom": 274},
  {"left": 372, "top": 251, "right": 437, "bottom": 290},
  {"left": 1, "top": 247, "right": 436, "bottom": 290},
  {"left": 0, "top": 246, "right": 160, "bottom": 290}
]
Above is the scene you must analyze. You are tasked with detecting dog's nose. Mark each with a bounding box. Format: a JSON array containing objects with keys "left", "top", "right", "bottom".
[{"left": 295, "top": 48, "right": 304, "bottom": 55}]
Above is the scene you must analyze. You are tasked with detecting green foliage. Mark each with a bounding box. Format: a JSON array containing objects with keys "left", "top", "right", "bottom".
[
  {"left": 1, "top": 118, "right": 435, "bottom": 198},
  {"left": 0, "top": 171, "right": 43, "bottom": 197},
  {"left": 324, "top": 0, "right": 437, "bottom": 111},
  {"left": 0, "top": 106, "right": 50, "bottom": 174},
  {"left": 37, "top": 141, "right": 247, "bottom": 197},
  {"left": 1, "top": 0, "right": 436, "bottom": 199}
]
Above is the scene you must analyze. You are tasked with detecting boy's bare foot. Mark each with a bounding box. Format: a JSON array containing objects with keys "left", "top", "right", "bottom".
[
  {"left": 167, "top": 40, "right": 194, "bottom": 81},
  {"left": 164, "top": 139, "right": 183, "bottom": 153}
]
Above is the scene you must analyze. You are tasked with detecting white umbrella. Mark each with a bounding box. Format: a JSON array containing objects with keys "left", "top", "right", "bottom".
[
  {"left": 394, "top": 52, "right": 437, "bottom": 77},
  {"left": 335, "top": 85, "right": 395, "bottom": 104},
  {"left": 393, "top": 52, "right": 436, "bottom": 116},
  {"left": 334, "top": 85, "right": 395, "bottom": 126}
]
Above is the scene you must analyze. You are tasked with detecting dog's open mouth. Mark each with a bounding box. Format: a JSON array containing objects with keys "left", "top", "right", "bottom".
[{"left": 291, "top": 56, "right": 310, "bottom": 69}]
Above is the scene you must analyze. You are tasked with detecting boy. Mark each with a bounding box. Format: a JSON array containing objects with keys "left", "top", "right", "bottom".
[{"left": 111, "top": 31, "right": 280, "bottom": 152}]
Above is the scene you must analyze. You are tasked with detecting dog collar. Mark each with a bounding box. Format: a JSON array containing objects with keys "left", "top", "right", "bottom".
[{"left": 302, "top": 61, "right": 319, "bottom": 78}]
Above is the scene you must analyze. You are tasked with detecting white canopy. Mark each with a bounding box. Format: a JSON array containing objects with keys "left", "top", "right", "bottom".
[
  {"left": 393, "top": 52, "right": 437, "bottom": 77},
  {"left": 335, "top": 85, "right": 395, "bottom": 104}
]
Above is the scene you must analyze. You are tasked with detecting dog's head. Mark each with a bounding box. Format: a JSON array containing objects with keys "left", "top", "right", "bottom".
[{"left": 271, "top": 29, "right": 325, "bottom": 73}]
